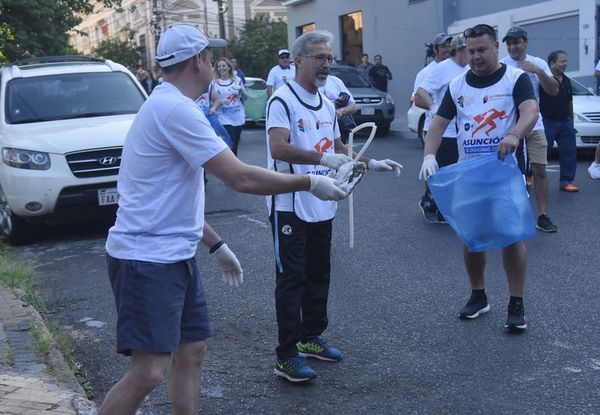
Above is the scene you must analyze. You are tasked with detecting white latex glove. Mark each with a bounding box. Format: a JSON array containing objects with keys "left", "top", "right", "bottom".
[
  {"left": 419, "top": 154, "right": 438, "bottom": 180},
  {"left": 309, "top": 174, "right": 346, "bottom": 201},
  {"left": 212, "top": 243, "right": 243, "bottom": 287},
  {"left": 320, "top": 153, "right": 352, "bottom": 170},
  {"left": 368, "top": 159, "right": 403, "bottom": 176}
]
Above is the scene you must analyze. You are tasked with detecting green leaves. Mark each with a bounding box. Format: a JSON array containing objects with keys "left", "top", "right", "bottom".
[{"left": 92, "top": 37, "right": 141, "bottom": 71}]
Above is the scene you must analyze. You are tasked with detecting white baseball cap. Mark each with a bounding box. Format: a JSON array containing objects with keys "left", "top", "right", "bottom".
[
  {"left": 155, "top": 24, "right": 227, "bottom": 68},
  {"left": 278, "top": 49, "right": 290, "bottom": 57}
]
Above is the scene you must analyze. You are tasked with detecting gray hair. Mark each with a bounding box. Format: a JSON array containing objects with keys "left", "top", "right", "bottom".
[{"left": 291, "top": 30, "right": 334, "bottom": 58}]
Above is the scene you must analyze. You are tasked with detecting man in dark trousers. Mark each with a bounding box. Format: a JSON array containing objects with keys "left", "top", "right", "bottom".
[
  {"left": 368, "top": 54, "right": 393, "bottom": 92},
  {"left": 539, "top": 50, "right": 578, "bottom": 192}
]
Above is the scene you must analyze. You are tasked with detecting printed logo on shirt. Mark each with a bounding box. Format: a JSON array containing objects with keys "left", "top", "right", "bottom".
[
  {"left": 483, "top": 94, "right": 511, "bottom": 104},
  {"left": 316, "top": 120, "right": 333, "bottom": 130},
  {"left": 471, "top": 108, "right": 507, "bottom": 137},
  {"left": 281, "top": 224, "right": 292, "bottom": 236},
  {"left": 314, "top": 137, "right": 334, "bottom": 153},
  {"left": 297, "top": 118, "right": 306, "bottom": 132}
]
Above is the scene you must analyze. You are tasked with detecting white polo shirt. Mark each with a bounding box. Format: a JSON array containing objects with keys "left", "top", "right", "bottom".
[{"left": 106, "top": 81, "right": 227, "bottom": 263}]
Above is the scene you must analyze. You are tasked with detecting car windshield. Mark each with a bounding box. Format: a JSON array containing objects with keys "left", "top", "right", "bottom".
[
  {"left": 330, "top": 68, "right": 371, "bottom": 88},
  {"left": 570, "top": 78, "right": 594, "bottom": 96},
  {"left": 6, "top": 72, "right": 146, "bottom": 124}
]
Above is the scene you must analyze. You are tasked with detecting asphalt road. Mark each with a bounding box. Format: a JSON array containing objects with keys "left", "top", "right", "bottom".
[{"left": 12, "top": 126, "right": 600, "bottom": 414}]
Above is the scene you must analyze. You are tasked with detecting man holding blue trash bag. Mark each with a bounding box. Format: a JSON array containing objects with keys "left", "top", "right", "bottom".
[{"left": 419, "top": 24, "right": 539, "bottom": 331}]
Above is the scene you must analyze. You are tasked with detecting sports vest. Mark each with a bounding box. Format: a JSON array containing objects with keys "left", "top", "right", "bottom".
[
  {"left": 267, "top": 83, "right": 337, "bottom": 222},
  {"left": 449, "top": 65, "right": 523, "bottom": 161}
]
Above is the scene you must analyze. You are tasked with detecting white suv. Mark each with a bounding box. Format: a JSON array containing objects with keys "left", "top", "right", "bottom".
[{"left": 0, "top": 56, "right": 146, "bottom": 243}]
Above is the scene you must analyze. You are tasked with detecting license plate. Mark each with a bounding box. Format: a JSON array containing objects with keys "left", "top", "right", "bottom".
[
  {"left": 98, "top": 188, "right": 120, "bottom": 206},
  {"left": 361, "top": 106, "right": 375, "bottom": 115}
]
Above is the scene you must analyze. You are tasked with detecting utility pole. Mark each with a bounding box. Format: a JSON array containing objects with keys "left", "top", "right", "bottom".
[
  {"left": 214, "top": 0, "right": 227, "bottom": 39},
  {"left": 151, "top": 0, "right": 165, "bottom": 47}
]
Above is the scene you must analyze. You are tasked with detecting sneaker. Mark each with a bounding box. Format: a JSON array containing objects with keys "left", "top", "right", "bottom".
[
  {"left": 274, "top": 356, "right": 317, "bottom": 383},
  {"left": 436, "top": 210, "right": 447, "bottom": 224},
  {"left": 505, "top": 303, "right": 527, "bottom": 331},
  {"left": 418, "top": 198, "right": 437, "bottom": 223},
  {"left": 559, "top": 183, "right": 579, "bottom": 192},
  {"left": 458, "top": 293, "right": 490, "bottom": 319},
  {"left": 589, "top": 162, "right": 600, "bottom": 179},
  {"left": 297, "top": 336, "right": 342, "bottom": 361},
  {"left": 536, "top": 214, "right": 558, "bottom": 233}
]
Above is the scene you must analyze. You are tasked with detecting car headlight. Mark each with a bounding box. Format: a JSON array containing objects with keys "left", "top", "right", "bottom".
[
  {"left": 385, "top": 94, "right": 394, "bottom": 104},
  {"left": 2, "top": 147, "right": 51, "bottom": 170},
  {"left": 573, "top": 112, "right": 588, "bottom": 123}
]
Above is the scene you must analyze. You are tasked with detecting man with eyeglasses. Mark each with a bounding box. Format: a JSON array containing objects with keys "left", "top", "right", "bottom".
[
  {"left": 414, "top": 32, "right": 452, "bottom": 223},
  {"left": 419, "top": 23, "right": 539, "bottom": 331},
  {"left": 500, "top": 26, "right": 559, "bottom": 232},
  {"left": 266, "top": 29, "right": 402, "bottom": 383},
  {"left": 266, "top": 49, "right": 296, "bottom": 98}
]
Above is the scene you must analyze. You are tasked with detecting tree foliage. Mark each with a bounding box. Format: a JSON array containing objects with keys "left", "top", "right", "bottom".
[
  {"left": 229, "top": 15, "right": 288, "bottom": 79},
  {"left": 0, "top": 0, "right": 121, "bottom": 63},
  {"left": 92, "top": 37, "right": 141, "bottom": 70}
]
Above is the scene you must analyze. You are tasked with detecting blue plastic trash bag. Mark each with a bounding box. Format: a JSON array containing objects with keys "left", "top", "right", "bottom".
[
  {"left": 428, "top": 154, "right": 535, "bottom": 252},
  {"left": 204, "top": 111, "right": 233, "bottom": 148}
]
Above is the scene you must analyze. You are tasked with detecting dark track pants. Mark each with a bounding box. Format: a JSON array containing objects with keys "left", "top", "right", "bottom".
[{"left": 269, "top": 211, "right": 333, "bottom": 359}]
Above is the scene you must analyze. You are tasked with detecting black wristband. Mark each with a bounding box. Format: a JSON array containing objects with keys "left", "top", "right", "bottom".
[{"left": 209, "top": 240, "right": 225, "bottom": 254}]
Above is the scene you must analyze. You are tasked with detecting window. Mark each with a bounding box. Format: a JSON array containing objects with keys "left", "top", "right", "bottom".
[
  {"left": 340, "top": 11, "right": 363, "bottom": 66},
  {"left": 296, "top": 23, "right": 316, "bottom": 38}
]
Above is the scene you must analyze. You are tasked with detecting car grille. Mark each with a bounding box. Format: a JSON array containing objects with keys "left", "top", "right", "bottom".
[
  {"left": 582, "top": 112, "right": 600, "bottom": 122},
  {"left": 581, "top": 136, "right": 600, "bottom": 144},
  {"left": 66, "top": 147, "right": 122, "bottom": 178},
  {"left": 355, "top": 97, "right": 382, "bottom": 104}
]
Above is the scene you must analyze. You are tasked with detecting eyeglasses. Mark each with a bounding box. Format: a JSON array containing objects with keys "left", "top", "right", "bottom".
[
  {"left": 463, "top": 24, "right": 497, "bottom": 40},
  {"left": 302, "top": 54, "right": 335, "bottom": 65},
  {"left": 279, "top": 55, "right": 290, "bottom": 59}
]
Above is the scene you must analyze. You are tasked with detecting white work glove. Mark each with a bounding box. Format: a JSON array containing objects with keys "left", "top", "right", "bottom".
[
  {"left": 320, "top": 153, "right": 352, "bottom": 170},
  {"left": 212, "top": 243, "right": 244, "bottom": 287},
  {"left": 367, "top": 159, "right": 403, "bottom": 176},
  {"left": 419, "top": 154, "right": 438, "bottom": 181},
  {"left": 309, "top": 174, "right": 346, "bottom": 201}
]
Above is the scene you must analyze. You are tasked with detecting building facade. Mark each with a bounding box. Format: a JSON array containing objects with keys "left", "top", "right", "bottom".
[
  {"left": 283, "top": 0, "right": 600, "bottom": 114},
  {"left": 70, "top": 0, "right": 286, "bottom": 71}
]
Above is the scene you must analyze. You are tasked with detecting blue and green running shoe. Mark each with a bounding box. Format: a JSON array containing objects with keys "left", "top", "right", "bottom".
[
  {"left": 274, "top": 356, "right": 317, "bottom": 383},
  {"left": 297, "top": 336, "right": 342, "bottom": 361}
]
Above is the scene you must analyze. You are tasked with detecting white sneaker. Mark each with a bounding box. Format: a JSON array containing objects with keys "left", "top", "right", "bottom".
[{"left": 589, "top": 162, "right": 600, "bottom": 179}]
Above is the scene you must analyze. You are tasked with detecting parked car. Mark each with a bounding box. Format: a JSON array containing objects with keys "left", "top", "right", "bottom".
[
  {"left": 243, "top": 76, "right": 267, "bottom": 125},
  {"left": 571, "top": 77, "right": 600, "bottom": 148},
  {"left": 329, "top": 64, "right": 395, "bottom": 136},
  {"left": 0, "top": 56, "right": 147, "bottom": 243},
  {"left": 407, "top": 98, "right": 427, "bottom": 146}
]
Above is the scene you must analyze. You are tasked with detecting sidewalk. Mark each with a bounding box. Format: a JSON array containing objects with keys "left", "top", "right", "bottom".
[{"left": 0, "top": 285, "right": 96, "bottom": 414}]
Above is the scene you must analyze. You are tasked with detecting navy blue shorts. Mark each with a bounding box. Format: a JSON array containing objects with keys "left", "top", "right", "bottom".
[{"left": 106, "top": 254, "right": 212, "bottom": 356}]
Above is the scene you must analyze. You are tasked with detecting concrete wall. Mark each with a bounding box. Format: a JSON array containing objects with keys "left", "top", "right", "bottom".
[{"left": 285, "top": 0, "right": 446, "bottom": 114}]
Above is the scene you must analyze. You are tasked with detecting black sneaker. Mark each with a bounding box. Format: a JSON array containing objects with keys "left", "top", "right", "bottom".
[
  {"left": 419, "top": 198, "right": 438, "bottom": 223},
  {"left": 505, "top": 303, "right": 527, "bottom": 331},
  {"left": 459, "top": 293, "right": 490, "bottom": 319},
  {"left": 536, "top": 214, "right": 557, "bottom": 233}
]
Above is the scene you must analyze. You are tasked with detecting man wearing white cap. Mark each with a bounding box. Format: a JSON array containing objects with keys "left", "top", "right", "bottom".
[
  {"left": 266, "top": 48, "right": 296, "bottom": 97},
  {"left": 99, "top": 24, "right": 345, "bottom": 414}
]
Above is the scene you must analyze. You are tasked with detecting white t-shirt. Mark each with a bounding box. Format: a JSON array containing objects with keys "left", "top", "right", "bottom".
[
  {"left": 266, "top": 65, "right": 296, "bottom": 92},
  {"left": 212, "top": 78, "right": 245, "bottom": 126},
  {"left": 420, "top": 58, "right": 469, "bottom": 136},
  {"left": 449, "top": 65, "right": 524, "bottom": 161},
  {"left": 413, "top": 60, "right": 438, "bottom": 94},
  {"left": 319, "top": 75, "right": 355, "bottom": 105},
  {"left": 500, "top": 54, "right": 550, "bottom": 131},
  {"left": 266, "top": 80, "right": 339, "bottom": 222},
  {"left": 106, "top": 82, "right": 227, "bottom": 263}
]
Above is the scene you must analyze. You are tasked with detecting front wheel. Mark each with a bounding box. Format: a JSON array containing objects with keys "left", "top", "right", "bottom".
[
  {"left": 376, "top": 121, "right": 391, "bottom": 137},
  {"left": 0, "top": 187, "right": 34, "bottom": 245}
]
